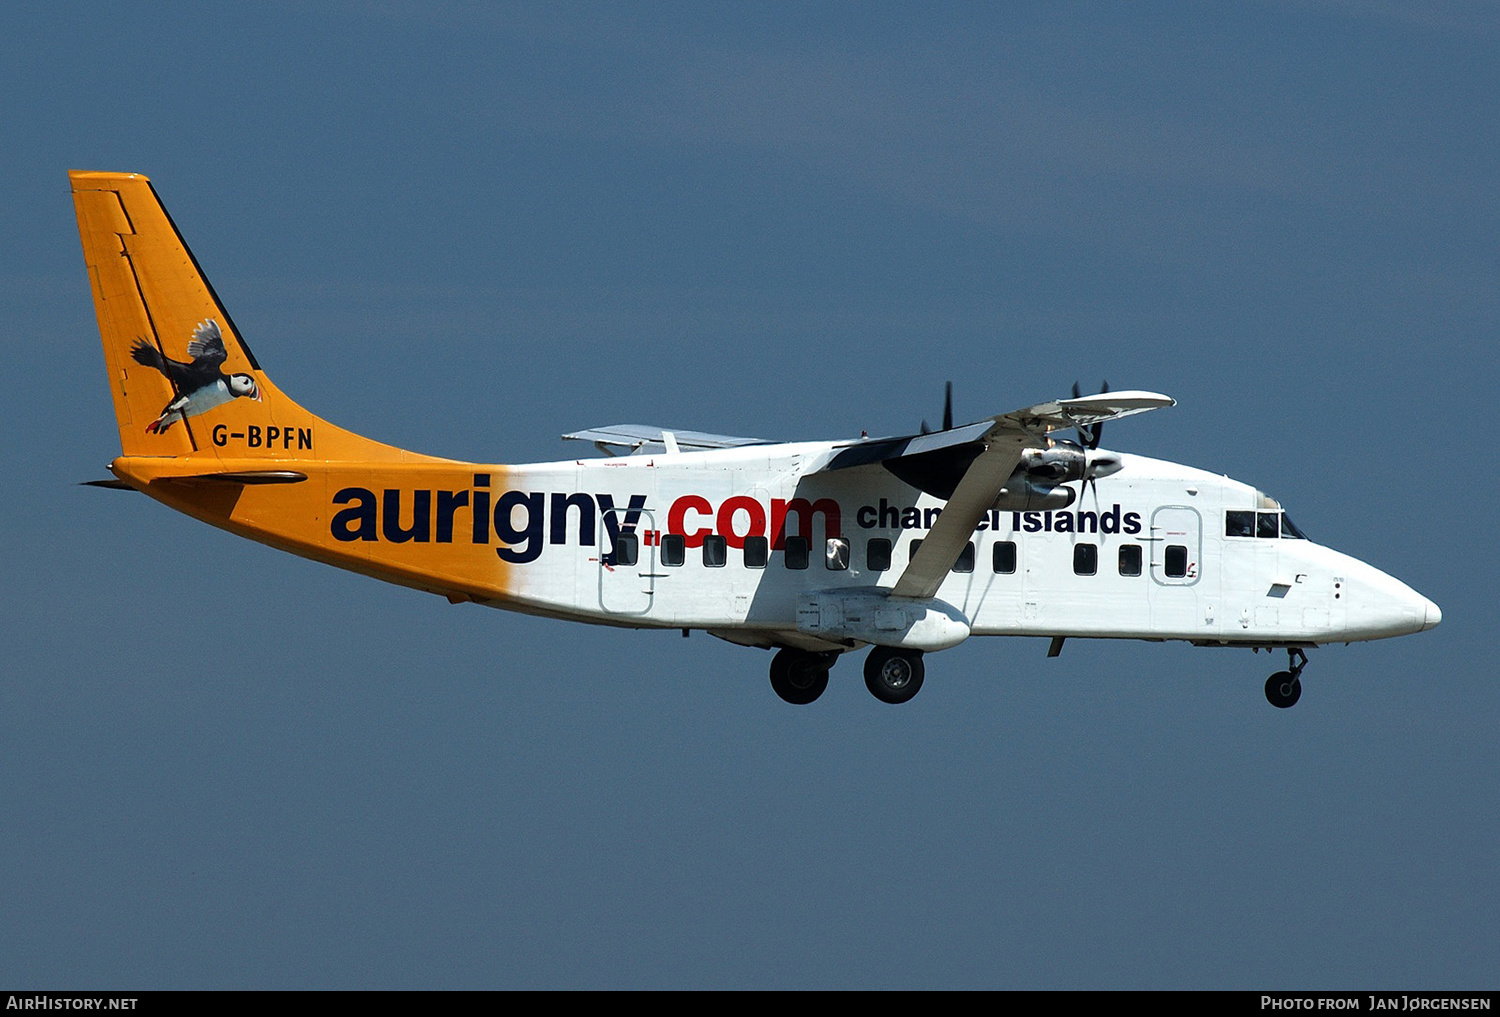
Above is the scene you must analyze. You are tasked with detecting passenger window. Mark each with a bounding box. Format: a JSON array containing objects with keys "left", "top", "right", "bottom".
[
  {"left": 1256, "top": 512, "right": 1280, "bottom": 538},
  {"left": 783, "top": 535, "right": 809, "bottom": 570},
  {"left": 612, "top": 532, "right": 639, "bottom": 568},
  {"left": 661, "top": 533, "right": 685, "bottom": 567},
  {"left": 954, "top": 541, "right": 975, "bottom": 573},
  {"left": 703, "top": 534, "right": 726, "bottom": 568},
  {"left": 1118, "top": 544, "right": 1142, "bottom": 577},
  {"left": 993, "top": 541, "right": 1016, "bottom": 574},
  {"left": 909, "top": 538, "right": 923, "bottom": 562},
  {"left": 825, "top": 537, "right": 850, "bottom": 571},
  {"left": 1164, "top": 544, "right": 1188, "bottom": 578},
  {"left": 1225, "top": 511, "right": 1254, "bottom": 537},
  {"left": 743, "top": 535, "right": 768, "bottom": 568},
  {"left": 866, "top": 538, "right": 892, "bottom": 572},
  {"left": 1279, "top": 514, "right": 1307, "bottom": 539},
  {"left": 1074, "top": 543, "right": 1098, "bottom": 576}
]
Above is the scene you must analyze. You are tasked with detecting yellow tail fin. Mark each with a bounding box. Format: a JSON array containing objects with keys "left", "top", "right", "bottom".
[{"left": 71, "top": 170, "right": 427, "bottom": 463}]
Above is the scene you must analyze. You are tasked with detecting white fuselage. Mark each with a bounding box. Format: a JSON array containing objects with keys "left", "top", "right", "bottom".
[{"left": 483, "top": 444, "right": 1438, "bottom": 652}]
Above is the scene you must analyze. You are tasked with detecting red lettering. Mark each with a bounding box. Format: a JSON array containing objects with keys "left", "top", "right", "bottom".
[
  {"left": 716, "top": 496, "right": 766, "bottom": 549},
  {"left": 667, "top": 495, "right": 713, "bottom": 548},
  {"left": 770, "top": 497, "right": 841, "bottom": 550}
]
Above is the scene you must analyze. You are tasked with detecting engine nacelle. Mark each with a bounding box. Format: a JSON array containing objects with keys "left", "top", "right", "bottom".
[
  {"left": 1022, "top": 446, "right": 1087, "bottom": 482},
  {"left": 997, "top": 446, "right": 1123, "bottom": 510},
  {"left": 991, "top": 478, "right": 1077, "bottom": 511}
]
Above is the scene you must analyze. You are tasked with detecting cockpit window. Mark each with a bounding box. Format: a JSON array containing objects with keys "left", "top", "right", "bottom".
[{"left": 1229, "top": 508, "right": 1308, "bottom": 540}]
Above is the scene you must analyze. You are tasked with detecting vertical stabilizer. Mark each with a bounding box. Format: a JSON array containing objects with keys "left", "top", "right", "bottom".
[{"left": 71, "top": 170, "right": 436, "bottom": 463}]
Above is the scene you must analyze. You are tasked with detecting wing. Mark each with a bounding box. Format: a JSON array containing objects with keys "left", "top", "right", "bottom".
[
  {"left": 890, "top": 432, "right": 1032, "bottom": 599},
  {"left": 185, "top": 319, "right": 228, "bottom": 367},
  {"left": 562, "top": 424, "right": 772, "bottom": 457},
  {"left": 820, "top": 390, "right": 1174, "bottom": 600}
]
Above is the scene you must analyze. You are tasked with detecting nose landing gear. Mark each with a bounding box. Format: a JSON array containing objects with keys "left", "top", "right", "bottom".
[{"left": 1264, "top": 648, "right": 1308, "bottom": 709}]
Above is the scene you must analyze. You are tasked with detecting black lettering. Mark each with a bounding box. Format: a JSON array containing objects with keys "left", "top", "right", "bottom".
[
  {"left": 549, "top": 492, "right": 597, "bottom": 546},
  {"left": 266, "top": 425, "right": 280, "bottom": 447},
  {"left": 212, "top": 423, "right": 227, "bottom": 447},
  {"left": 331, "top": 487, "right": 377, "bottom": 542},
  {"left": 857, "top": 505, "right": 877, "bottom": 529},
  {"left": 495, "top": 491, "right": 544, "bottom": 563},
  {"left": 879, "top": 498, "right": 901, "bottom": 529},
  {"left": 471, "top": 474, "right": 491, "bottom": 543},
  {"left": 298, "top": 428, "right": 313, "bottom": 450},
  {"left": 248, "top": 425, "right": 261, "bottom": 448},
  {"left": 382, "top": 489, "right": 431, "bottom": 543},
  {"left": 1077, "top": 511, "right": 1097, "bottom": 533},
  {"left": 923, "top": 507, "right": 942, "bottom": 528},
  {"left": 436, "top": 489, "right": 469, "bottom": 543},
  {"left": 598, "top": 493, "right": 648, "bottom": 561},
  {"left": 1123, "top": 511, "right": 1142, "bottom": 535},
  {"left": 1100, "top": 505, "right": 1121, "bottom": 534}
]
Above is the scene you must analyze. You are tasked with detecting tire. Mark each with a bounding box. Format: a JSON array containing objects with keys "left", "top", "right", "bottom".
[
  {"left": 770, "top": 648, "right": 829, "bottom": 705},
  {"left": 1265, "top": 670, "right": 1302, "bottom": 709},
  {"left": 863, "top": 646, "right": 925, "bottom": 704}
]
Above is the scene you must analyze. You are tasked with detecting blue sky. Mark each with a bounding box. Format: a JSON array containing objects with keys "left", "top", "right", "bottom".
[{"left": 1, "top": 2, "right": 1494, "bottom": 988}]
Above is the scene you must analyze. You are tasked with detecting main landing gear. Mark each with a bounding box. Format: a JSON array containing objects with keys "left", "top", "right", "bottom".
[
  {"left": 769, "top": 648, "right": 835, "bottom": 705},
  {"left": 767, "top": 646, "right": 927, "bottom": 705},
  {"left": 863, "top": 646, "right": 925, "bottom": 705},
  {"left": 1264, "top": 648, "right": 1308, "bottom": 709}
]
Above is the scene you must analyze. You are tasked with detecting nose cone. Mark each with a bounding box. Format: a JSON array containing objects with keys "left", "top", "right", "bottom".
[
  {"left": 1422, "top": 597, "right": 1442, "bottom": 632},
  {"left": 1335, "top": 554, "right": 1442, "bottom": 641}
]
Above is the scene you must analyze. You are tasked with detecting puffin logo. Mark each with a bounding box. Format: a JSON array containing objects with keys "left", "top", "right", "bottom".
[{"left": 130, "top": 319, "right": 261, "bottom": 433}]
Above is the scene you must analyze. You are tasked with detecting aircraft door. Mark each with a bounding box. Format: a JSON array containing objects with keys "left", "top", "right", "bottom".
[
  {"left": 1149, "top": 505, "right": 1201, "bottom": 586},
  {"left": 599, "top": 507, "right": 657, "bottom": 615},
  {"left": 1148, "top": 505, "right": 1201, "bottom": 633}
]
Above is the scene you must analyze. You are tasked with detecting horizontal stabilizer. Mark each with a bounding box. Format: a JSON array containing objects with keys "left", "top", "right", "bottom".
[
  {"left": 563, "top": 424, "right": 771, "bottom": 457},
  {"left": 156, "top": 470, "right": 309, "bottom": 486}
]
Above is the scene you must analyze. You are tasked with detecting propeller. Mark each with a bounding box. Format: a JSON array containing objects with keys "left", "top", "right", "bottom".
[
  {"left": 1071, "top": 379, "right": 1109, "bottom": 450},
  {"left": 920, "top": 381, "right": 954, "bottom": 435},
  {"left": 1069, "top": 380, "right": 1123, "bottom": 504}
]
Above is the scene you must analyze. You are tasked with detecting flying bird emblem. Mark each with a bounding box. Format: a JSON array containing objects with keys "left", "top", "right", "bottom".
[{"left": 131, "top": 319, "right": 261, "bottom": 433}]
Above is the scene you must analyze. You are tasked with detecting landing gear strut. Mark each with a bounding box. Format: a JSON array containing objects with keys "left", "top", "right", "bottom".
[
  {"left": 769, "top": 648, "right": 835, "bottom": 705},
  {"left": 864, "top": 646, "right": 925, "bottom": 704},
  {"left": 1264, "top": 648, "right": 1308, "bottom": 709}
]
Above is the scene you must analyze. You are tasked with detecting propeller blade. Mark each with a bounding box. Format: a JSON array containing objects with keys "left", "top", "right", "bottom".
[{"left": 942, "top": 381, "right": 953, "bottom": 431}]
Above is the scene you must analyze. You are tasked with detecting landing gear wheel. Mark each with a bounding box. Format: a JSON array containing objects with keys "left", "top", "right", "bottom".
[
  {"left": 1265, "top": 647, "right": 1308, "bottom": 709},
  {"left": 863, "top": 646, "right": 925, "bottom": 704},
  {"left": 769, "top": 648, "right": 831, "bottom": 705},
  {"left": 1265, "top": 670, "right": 1302, "bottom": 709}
]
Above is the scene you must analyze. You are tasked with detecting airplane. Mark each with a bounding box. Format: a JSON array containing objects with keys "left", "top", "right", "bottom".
[{"left": 70, "top": 170, "right": 1441, "bottom": 709}]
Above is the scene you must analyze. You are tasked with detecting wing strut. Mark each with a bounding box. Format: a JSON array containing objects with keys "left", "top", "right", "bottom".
[{"left": 889, "top": 433, "right": 1030, "bottom": 600}]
